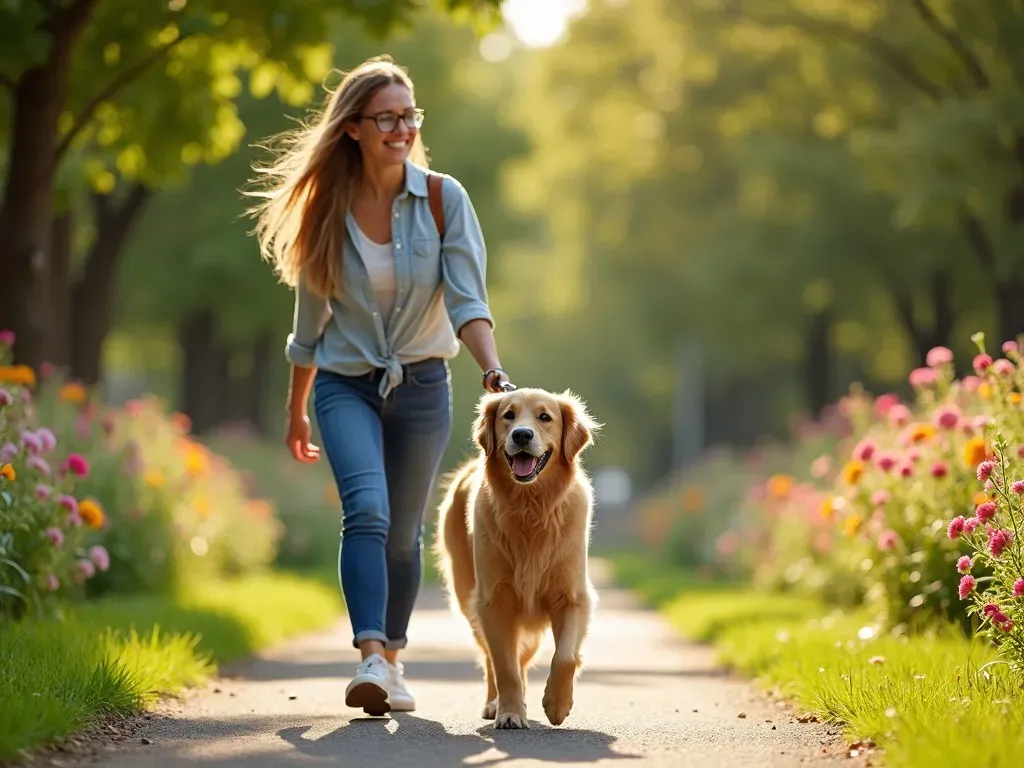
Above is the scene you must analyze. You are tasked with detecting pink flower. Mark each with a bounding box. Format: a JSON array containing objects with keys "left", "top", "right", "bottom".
[
  {"left": 1018, "top": 445, "right": 1024, "bottom": 459},
  {"left": 63, "top": 453, "right": 90, "bottom": 478},
  {"left": 974, "top": 353, "right": 993, "bottom": 374},
  {"left": 958, "top": 574, "right": 976, "bottom": 599},
  {"left": 975, "top": 501, "right": 997, "bottom": 521},
  {"left": 926, "top": 346, "right": 954, "bottom": 367},
  {"left": 983, "top": 603, "right": 1000, "bottom": 617},
  {"left": 20, "top": 430, "right": 42, "bottom": 454},
  {"left": 934, "top": 405, "right": 960, "bottom": 430},
  {"left": 964, "top": 517, "right": 981, "bottom": 534},
  {"left": 35, "top": 427, "right": 56, "bottom": 453},
  {"left": 905, "top": 447, "right": 922, "bottom": 463},
  {"left": 39, "top": 361, "right": 55, "bottom": 379},
  {"left": 993, "top": 359, "right": 1015, "bottom": 377},
  {"left": 909, "top": 367, "right": 937, "bottom": 387},
  {"left": 26, "top": 454, "right": 50, "bottom": 477},
  {"left": 877, "top": 530, "right": 900, "bottom": 551},
  {"left": 977, "top": 460, "right": 997, "bottom": 482},
  {"left": 896, "top": 460, "right": 914, "bottom": 478},
  {"left": 957, "top": 555, "right": 972, "bottom": 573},
  {"left": 1012, "top": 480, "right": 1024, "bottom": 495},
  {"left": 1014, "top": 579, "right": 1024, "bottom": 598},
  {"left": 0, "top": 388, "right": 12, "bottom": 407},
  {"left": 58, "top": 494, "right": 78, "bottom": 515},
  {"left": 810, "top": 455, "right": 832, "bottom": 478},
  {"left": 888, "top": 404, "right": 912, "bottom": 428},
  {"left": 0, "top": 442, "right": 16, "bottom": 464},
  {"left": 35, "top": 484, "right": 51, "bottom": 500},
  {"left": 44, "top": 527, "right": 64, "bottom": 547},
  {"left": 852, "top": 439, "right": 876, "bottom": 462},
  {"left": 874, "top": 393, "right": 900, "bottom": 417},
  {"left": 45, "top": 574, "right": 60, "bottom": 592},
  {"left": 973, "top": 415, "right": 991, "bottom": 431},
  {"left": 1001, "top": 619, "right": 1015, "bottom": 632},
  {"left": 876, "top": 452, "right": 898, "bottom": 472},
  {"left": 1003, "top": 340, "right": 1019, "bottom": 355},
  {"left": 931, "top": 461, "right": 949, "bottom": 478},
  {"left": 947, "top": 516, "right": 967, "bottom": 539},
  {"left": 74, "top": 415, "right": 92, "bottom": 440},
  {"left": 0, "top": 329, "right": 14, "bottom": 347},
  {"left": 988, "top": 528, "right": 1013, "bottom": 558},
  {"left": 88, "top": 545, "right": 110, "bottom": 572},
  {"left": 74, "top": 559, "right": 96, "bottom": 582},
  {"left": 962, "top": 375, "right": 983, "bottom": 392},
  {"left": 871, "top": 489, "right": 891, "bottom": 507}
]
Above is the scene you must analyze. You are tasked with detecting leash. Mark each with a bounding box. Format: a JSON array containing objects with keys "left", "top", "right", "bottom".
[{"left": 483, "top": 367, "right": 518, "bottom": 393}]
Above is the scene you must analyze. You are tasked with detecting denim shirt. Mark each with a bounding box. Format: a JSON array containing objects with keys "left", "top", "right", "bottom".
[{"left": 285, "top": 160, "right": 494, "bottom": 399}]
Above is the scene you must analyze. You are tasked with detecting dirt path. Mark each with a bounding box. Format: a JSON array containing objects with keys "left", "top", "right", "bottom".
[{"left": 85, "top": 560, "right": 867, "bottom": 767}]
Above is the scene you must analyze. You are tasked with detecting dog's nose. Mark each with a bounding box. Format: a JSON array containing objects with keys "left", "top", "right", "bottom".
[{"left": 511, "top": 427, "right": 534, "bottom": 446}]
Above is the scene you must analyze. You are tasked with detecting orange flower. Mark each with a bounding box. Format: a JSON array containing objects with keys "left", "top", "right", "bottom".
[
  {"left": 766, "top": 474, "right": 795, "bottom": 500},
  {"left": 0, "top": 365, "right": 36, "bottom": 387},
  {"left": 248, "top": 499, "right": 273, "bottom": 520},
  {"left": 909, "top": 423, "right": 937, "bottom": 443},
  {"left": 842, "top": 513, "right": 864, "bottom": 537},
  {"left": 0, "top": 464, "right": 15, "bottom": 482},
  {"left": 193, "top": 495, "right": 211, "bottom": 519},
  {"left": 59, "top": 381, "right": 88, "bottom": 404},
  {"left": 642, "top": 501, "right": 671, "bottom": 547},
  {"left": 681, "top": 485, "right": 707, "bottom": 512},
  {"left": 841, "top": 460, "right": 864, "bottom": 485},
  {"left": 170, "top": 412, "right": 192, "bottom": 433},
  {"left": 79, "top": 498, "right": 104, "bottom": 529},
  {"left": 963, "top": 437, "right": 990, "bottom": 468},
  {"left": 819, "top": 497, "right": 836, "bottom": 520},
  {"left": 1009, "top": 392, "right": 1021, "bottom": 406},
  {"left": 144, "top": 468, "right": 165, "bottom": 488}
]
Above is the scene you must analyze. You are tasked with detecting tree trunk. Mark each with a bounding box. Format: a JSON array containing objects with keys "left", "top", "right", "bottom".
[
  {"left": 178, "top": 310, "right": 231, "bottom": 436},
  {"left": 995, "top": 280, "right": 1024, "bottom": 348},
  {"left": 239, "top": 332, "right": 273, "bottom": 435},
  {"left": 889, "top": 269, "right": 956, "bottom": 366},
  {"left": 69, "top": 184, "right": 151, "bottom": 386},
  {"left": 47, "top": 208, "right": 74, "bottom": 370},
  {"left": 0, "top": 2, "right": 96, "bottom": 367},
  {"left": 803, "top": 307, "right": 833, "bottom": 419}
]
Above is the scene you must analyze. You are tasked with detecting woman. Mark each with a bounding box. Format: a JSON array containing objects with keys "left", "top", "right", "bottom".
[{"left": 246, "top": 56, "right": 512, "bottom": 716}]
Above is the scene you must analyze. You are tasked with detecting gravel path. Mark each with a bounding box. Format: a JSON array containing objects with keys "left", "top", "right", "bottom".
[{"left": 85, "top": 559, "right": 868, "bottom": 767}]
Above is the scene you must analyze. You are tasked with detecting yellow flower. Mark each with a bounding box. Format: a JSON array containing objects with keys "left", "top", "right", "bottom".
[
  {"left": 819, "top": 497, "right": 836, "bottom": 520},
  {"left": 841, "top": 460, "right": 864, "bottom": 485},
  {"left": 842, "top": 513, "right": 864, "bottom": 537},
  {"left": 59, "top": 381, "right": 88, "bottom": 404},
  {"left": 979, "top": 382, "right": 991, "bottom": 400},
  {"left": 181, "top": 441, "right": 210, "bottom": 477},
  {"left": 144, "top": 468, "right": 165, "bottom": 488},
  {"left": 79, "top": 498, "right": 105, "bottom": 529},
  {"left": 963, "top": 436, "right": 990, "bottom": 468},
  {"left": 193, "top": 495, "right": 211, "bottom": 519},
  {"left": 681, "top": 485, "right": 707, "bottom": 513},
  {"left": 909, "top": 423, "right": 937, "bottom": 443},
  {"left": 0, "top": 365, "right": 36, "bottom": 387},
  {"left": 1010, "top": 392, "right": 1021, "bottom": 406},
  {"left": 0, "top": 464, "right": 15, "bottom": 482},
  {"left": 766, "top": 474, "right": 795, "bottom": 500}
]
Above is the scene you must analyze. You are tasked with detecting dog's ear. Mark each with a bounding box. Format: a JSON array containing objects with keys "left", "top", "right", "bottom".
[
  {"left": 559, "top": 390, "right": 601, "bottom": 464},
  {"left": 473, "top": 393, "right": 503, "bottom": 456}
]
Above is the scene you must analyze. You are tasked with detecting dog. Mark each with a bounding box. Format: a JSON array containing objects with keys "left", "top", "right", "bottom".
[{"left": 433, "top": 387, "right": 601, "bottom": 729}]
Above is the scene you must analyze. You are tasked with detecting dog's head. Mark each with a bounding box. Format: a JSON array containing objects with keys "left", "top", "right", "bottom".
[{"left": 473, "top": 388, "right": 600, "bottom": 485}]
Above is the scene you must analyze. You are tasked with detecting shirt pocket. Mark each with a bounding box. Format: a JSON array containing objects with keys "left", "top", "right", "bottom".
[{"left": 410, "top": 234, "right": 442, "bottom": 286}]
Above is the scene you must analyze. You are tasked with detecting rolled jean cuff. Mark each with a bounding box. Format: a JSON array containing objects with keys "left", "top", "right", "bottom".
[
  {"left": 385, "top": 636, "right": 408, "bottom": 651},
  {"left": 352, "top": 629, "right": 389, "bottom": 649}
]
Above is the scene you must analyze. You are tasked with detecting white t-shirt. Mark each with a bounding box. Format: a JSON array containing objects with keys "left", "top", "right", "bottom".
[{"left": 350, "top": 218, "right": 398, "bottom": 324}]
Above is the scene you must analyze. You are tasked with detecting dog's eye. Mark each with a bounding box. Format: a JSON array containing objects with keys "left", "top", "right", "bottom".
[
  {"left": 502, "top": 410, "right": 515, "bottom": 420},
  {"left": 538, "top": 412, "right": 552, "bottom": 422}
]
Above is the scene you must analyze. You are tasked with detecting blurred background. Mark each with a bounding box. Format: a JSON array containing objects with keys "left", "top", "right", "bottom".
[{"left": 2, "top": 0, "right": 1021, "bottom": 574}]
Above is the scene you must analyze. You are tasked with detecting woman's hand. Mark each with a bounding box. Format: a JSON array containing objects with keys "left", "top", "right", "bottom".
[
  {"left": 483, "top": 368, "right": 514, "bottom": 393},
  {"left": 285, "top": 412, "right": 321, "bottom": 463}
]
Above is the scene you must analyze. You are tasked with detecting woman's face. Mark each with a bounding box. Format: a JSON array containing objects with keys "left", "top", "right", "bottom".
[{"left": 348, "top": 82, "right": 421, "bottom": 168}]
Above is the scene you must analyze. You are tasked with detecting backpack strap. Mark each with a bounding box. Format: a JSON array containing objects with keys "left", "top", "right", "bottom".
[{"left": 427, "top": 172, "right": 445, "bottom": 239}]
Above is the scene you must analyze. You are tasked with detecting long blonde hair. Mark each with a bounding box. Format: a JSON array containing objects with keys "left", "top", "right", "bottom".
[{"left": 245, "top": 56, "right": 428, "bottom": 298}]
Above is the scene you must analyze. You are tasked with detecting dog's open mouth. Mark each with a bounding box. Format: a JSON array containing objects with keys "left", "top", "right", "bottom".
[{"left": 504, "top": 450, "right": 552, "bottom": 482}]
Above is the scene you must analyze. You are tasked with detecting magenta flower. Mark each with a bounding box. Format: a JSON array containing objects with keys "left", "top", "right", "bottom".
[
  {"left": 975, "top": 501, "right": 997, "bottom": 521},
  {"left": 993, "top": 359, "right": 1015, "bottom": 377},
  {"left": 958, "top": 574, "right": 976, "bottom": 599},
  {"left": 988, "top": 528, "right": 1013, "bottom": 558},
  {"left": 44, "top": 527, "right": 64, "bottom": 547},
  {"left": 957, "top": 556, "right": 972, "bottom": 573},
  {"left": 931, "top": 461, "right": 948, "bottom": 478},
  {"left": 909, "top": 367, "right": 937, "bottom": 387},
  {"left": 871, "top": 489, "right": 891, "bottom": 507},
  {"left": 977, "top": 460, "right": 997, "bottom": 483},
  {"left": 974, "top": 353, "right": 993, "bottom": 374},
  {"left": 88, "top": 545, "right": 110, "bottom": 572},
  {"left": 1014, "top": 579, "right": 1024, "bottom": 598},
  {"left": 0, "top": 329, "right": 14, "bottom": 346},
  {"left": 876, "top": 452, "right": 898, "bottom": 472},
  {"left": 964, "top": 517, "right": 982, "bottom": 534},
  {"left": 852, "top": 438, "right": 876, "bottom": 462},
  {"left": 926, "top": 346, "right": 954, "bottom": 367},
  {"left": 35, "top": 484, "right": 51, "bottom": 500},
  {"left": 63, "top": 453, "right": 90, "bottom": 478},
  {"left": 933, "top": 405, "right": 960, "bottom": 430},
  {"left": 0, "top": 388, "right": 12, "bottom": 407},
  {"left": 19, "top": 429, "right": 42, "bottom": 454},
  {"left": 35, "top": 427, "right": 56, "bottom": 453},
  {"left": 1013, "top": 480, "right": 1024, "bottom": 495},
  {"left": 74, "top": 559, "right": 96, "bottom": 583},
  {"left": 45, "top": 574, "right": 60, "bottom": 592},
  {"left": 896, "top": 460, "right": 914, "bottom": 478},
  {"left": 947, "top": 516, "right": 967, "bottom": 539},
  {"left": 26, "top": 454, "right": 50, "bottom": 477},
  {"left": 888, "top": 404, "right": 912, "bottom": 428},
  {"left": 0, "top": 442, "right": 16, "bottom": 464},
  {"left": 58, "top": 494, "right": 78, "bottom": 514},
  {"left": 877, "top": 530, "right": 900, "bottom": 551}
]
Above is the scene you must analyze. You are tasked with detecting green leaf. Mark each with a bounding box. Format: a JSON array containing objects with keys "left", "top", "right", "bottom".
[{"left": 1, "top": 556, "right": 30, "bottom": 583}]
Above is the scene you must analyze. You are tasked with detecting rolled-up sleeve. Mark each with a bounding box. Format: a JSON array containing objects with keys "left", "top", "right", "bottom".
[
  {"left": 439, "top": 176, "right": 494, "bottom": 335},
  {"left": 285, "top": 272, "right": 331, "bottom": 367}
]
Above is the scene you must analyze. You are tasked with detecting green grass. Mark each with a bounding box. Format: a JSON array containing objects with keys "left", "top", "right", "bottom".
[
  {"left": 0, "top": 571, "right": 343, "bottom": 764},
  {"left": 609, "top": 552, "right": 1024, "bottom": 768}
]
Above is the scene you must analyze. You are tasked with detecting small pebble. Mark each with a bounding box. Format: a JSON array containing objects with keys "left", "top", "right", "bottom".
[{"left": 140, "top": 737, "right": 152, "bottom": 746}]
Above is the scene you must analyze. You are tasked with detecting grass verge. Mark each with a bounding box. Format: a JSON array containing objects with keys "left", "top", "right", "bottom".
[
  {"left": 609, "top": 552, "right": 1024, "bottom": 768},
  {"left": 0, "top": 570, "right": 343, "bottom": 764}
]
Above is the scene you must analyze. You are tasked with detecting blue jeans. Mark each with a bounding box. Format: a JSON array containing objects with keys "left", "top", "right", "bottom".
[{"left": 313, "top": 358, "right": 452, "bottom": 651}]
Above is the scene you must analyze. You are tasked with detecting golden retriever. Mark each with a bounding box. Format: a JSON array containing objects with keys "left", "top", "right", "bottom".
[{"left": 433, "top": 387, "right": 600, "bottom": 729}]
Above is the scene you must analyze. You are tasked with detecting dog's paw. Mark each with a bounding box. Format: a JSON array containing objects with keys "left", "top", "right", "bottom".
[
  {"left": 542, "top": 676, "right": 574, "bottom": 726},
  {"left": 494, "top": 711, "right": 530, "bottom": 729},
  {"left": 482, "top": 700, "right": 497, "bottom": 720}
]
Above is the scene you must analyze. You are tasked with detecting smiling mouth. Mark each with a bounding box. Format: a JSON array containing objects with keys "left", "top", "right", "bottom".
[{"left": 504, "top": 449, "right": 552, "bottom": 483}]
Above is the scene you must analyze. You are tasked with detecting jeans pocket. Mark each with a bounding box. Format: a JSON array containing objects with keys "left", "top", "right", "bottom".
[{"left": 407, "top": 360, "right": 449, "bottom": 387}]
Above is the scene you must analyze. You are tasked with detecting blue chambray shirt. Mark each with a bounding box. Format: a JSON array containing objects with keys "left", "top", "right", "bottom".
[{"left": 284, "top": 160, "right": 494, "bottom": 399}]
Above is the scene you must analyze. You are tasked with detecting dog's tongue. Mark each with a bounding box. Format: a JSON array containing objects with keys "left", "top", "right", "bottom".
[{"left": 513, "top": 454, "right": 539, "bottom": 477}]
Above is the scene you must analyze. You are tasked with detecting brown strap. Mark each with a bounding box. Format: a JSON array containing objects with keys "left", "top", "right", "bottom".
[{"left": 427, "top": 172, "right": 445, "bottom": 239}]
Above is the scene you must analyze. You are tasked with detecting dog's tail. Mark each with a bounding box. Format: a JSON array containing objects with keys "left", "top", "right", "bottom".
[{"left": 432, "top": 457, "right": 479, "bottom": 615}]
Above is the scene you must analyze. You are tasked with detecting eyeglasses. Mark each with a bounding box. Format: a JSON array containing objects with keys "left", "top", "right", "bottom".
[{"left": 359, "top": 108, "right": 425, "bottom": 133}]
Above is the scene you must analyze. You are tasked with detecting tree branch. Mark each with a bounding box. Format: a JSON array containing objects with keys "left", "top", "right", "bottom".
[
  {"left": 909, "top": 0, "right": 990, "bottom": 90},
  {"left": 0, "top": 73, "right": 14, "bottom": 91},
  {"left": 55, "top": 33, "right": 192, "bottom": 161},
  {"left": 959, "top": 207, "right": 997, "bottom": 270}
]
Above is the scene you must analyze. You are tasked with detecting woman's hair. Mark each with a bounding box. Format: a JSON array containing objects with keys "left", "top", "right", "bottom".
[{"left": 245, "top": 55, "right": 428, "bottom": 298}]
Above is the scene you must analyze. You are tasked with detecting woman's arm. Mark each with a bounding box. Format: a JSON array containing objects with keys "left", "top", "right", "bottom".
[{"left": 458, "top": 318, "right": 511, "bottom": 391}]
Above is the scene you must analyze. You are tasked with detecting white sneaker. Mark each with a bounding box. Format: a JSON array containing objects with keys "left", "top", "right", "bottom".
[
  {"left": 387, "top": 661, "right": 416, "bottom": 711},
  {"left": 345, "top": 653, "right": 390, "bottom": 716}
]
